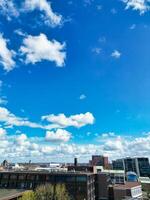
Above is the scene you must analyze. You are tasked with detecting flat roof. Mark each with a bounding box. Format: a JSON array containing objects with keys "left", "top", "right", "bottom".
[
  {"left": 113, "top": 182, "right": 141, "bottom": 190},
  {"left": 0, "top": 189, "right": 25, "bottom": 200},
  {"left": 0, "top": 170, "right": 93, "bottom": 176},
  {"left": 139, "top": 177, "right": 150, "bottom": 184},
  {"left": 102, "top": 170, "right": 125, "bottom": 174}
]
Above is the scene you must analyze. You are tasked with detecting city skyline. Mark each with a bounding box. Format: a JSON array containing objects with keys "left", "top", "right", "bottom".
[{"left": 0, "top": 0, "right": 150, "bottom": 162}]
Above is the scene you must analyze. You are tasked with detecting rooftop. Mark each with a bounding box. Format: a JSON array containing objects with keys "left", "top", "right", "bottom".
[
  {"left": 139, "top": 177, "right": 150, "bottom": 184},
  {"left": 0, "top": 170, "right": 93, "bottom": 176},
  {"left": 0, "top": 189, "right": 25, "bottom": 200},
  {"left": 113, "top": 182, "right": 141, "bottom": 190}
]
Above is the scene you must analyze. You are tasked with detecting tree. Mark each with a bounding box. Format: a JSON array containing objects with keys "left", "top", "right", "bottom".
[
  {"left": 19, "top": 191, "right": 36, "bottom": 200},
  {"left": 35, "top": 184, "right": 54, "bottom": 200},
  {"left": 55, "top": 184, "right": 70, "bottom": 200},
  {"left": 35, "top": 183, "right": 70, "bottom": 200}
]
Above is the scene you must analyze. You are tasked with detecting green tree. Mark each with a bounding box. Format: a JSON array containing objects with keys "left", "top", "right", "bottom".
[
  {"left": 35, "top": 184, "right": 54, "bottom": 200},
  {"left": 35, "top": 183, "right": 70, "bottom": 200},
  {"left": 55, "top": 184, "right": 70, "bottom": 200},
  {"left": 19, "top": 191, "right": 36, "bottom": 200}
]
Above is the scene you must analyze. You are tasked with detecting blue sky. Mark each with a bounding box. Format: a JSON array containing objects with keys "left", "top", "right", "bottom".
[{"left": 0, "top": 0, "right": 150, "bottom": 162}]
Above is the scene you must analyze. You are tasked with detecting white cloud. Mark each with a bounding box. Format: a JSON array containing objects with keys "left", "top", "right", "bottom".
[
  {"left": 0, "top": 130, "right": 150, "bottom": 162},
  {"left": 45, "top": 129, "right": 71, "bottom": 142},
  {"left": 98, "top": 37, "right": 106, "bottom": 43},
  {"left": 0, "top": 97, "right": 7, "bottom": 105},
  {"left": 14, "top": 29, "right": 27, "bottom": 37},
  {"left": 123, "top": 0, "right": 150, "bottom": 14},
  {"left": 111, "top": 50, "right": 121, "bottom": 59},
  {"left": 79, "top": 94, "right": 86, "bottom": 100},
  {"left": 111, "top": 8, "right": 117, "bottom": 14},
  {"left": 0, "top": 80, "right": 3, "bottom": 88},
  {"left": 42, "top": 112, "right": 95, "bottom": 128},
  {"left": 0, "top": 0, "right": 19, "bottom": 20},
  {"left": 0, "top": 128, "right": 6, "bottom": 138},
  {"left": 0, "top": 107, "right": 43, "bottom": 129},
  {"left": 24, "top": 0, "right": 62, "bottom": 27},
  {"left": 130, "top": 24, "right": 136, "bottom": 29},
  {"left": 0, "top": 34, "right": 16, "bottom": 72},
  {"left": 97, "top": 5, "right": 102, "bottom": 10},
  {"left": 92, "top": 47, "right": 102, "bottom": 55},
  {"left": 20, "top": 33, "right": 66, "bottom": 67},
  {"left": 102, "top": 132, "right": 115, "bottom": 138}
]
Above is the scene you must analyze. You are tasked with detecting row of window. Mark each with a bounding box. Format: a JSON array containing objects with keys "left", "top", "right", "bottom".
[{"left": 0, "top": 173, "right": 88, "bottom": 182}]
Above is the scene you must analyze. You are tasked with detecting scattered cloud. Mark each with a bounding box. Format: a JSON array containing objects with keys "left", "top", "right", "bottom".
[
  {"left": 42, "top": 112, "right": 95, "bottom": 128},
  {"left": 14, "top": 29, "right": 27, "bottom": 37},
  {"left": 98, "top": 36, "right": 106, "bottom": 43},
  {"left": 0, "top": 0, "right": 19, "bottom": 20},
  {"left": 79, "top": 94, "right": 87, "bottom": 100},
  {"left": 97, "top": 5, "right": 102, "bottom": 10},
  {"left": 45, "top": 129, "right": 71, "bottom": 142},
  {"left": 83, "top": 0, "right": 94, "bottom": 6},
  {"left": 111, "top": 50, "right": 121, "bottom": 59},
  {"left": 102, "top": 132, "right": 115, "bottom": 138},
  {"left": 0, "top": 106, "right": 43, "bottom": 129},
  {"left": 0, "top": 34, "right": 16, "bottom": 72},
  {"left": 0, "top": 129, "right": 150, "bottom": 162},
  {"left": 23, "top": 0, "right": 62, "bottom": 27},
  {"left": 92, "top": 47, "right": 102, "bottom": 55},
  {"left": 0, "top": 97, "right": 7, "bottom": 105},
  {"left": 111, "top": 8, "right": 117, "bottom": 14},
  {"left": 123, "top": 0, "right": 150, "bottom": 14},
  {"left": 0, "top": 127, "right": 6, "bottom": 138},
  {"left": 20, "top": 33, "right": 66, "bottom": 67},
  {"left": 130, "top": 24, "right": 136, "bottom": 29}
]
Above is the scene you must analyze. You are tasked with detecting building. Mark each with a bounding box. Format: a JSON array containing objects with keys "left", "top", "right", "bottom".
[
  {"left": 95, "top": 171, "right": 125, "bottom": 200},
  {"left": 112, "top": 182, "right": 143, "bottom": 200},
  {"left": 90, "top": 155, "right": 109, "bottom": 168},
  {"left": 113, "top": 157, "right": 150, "bottom": 177},
  {"left": 112, "top": 159, "right": 124, "bottom": 171},
  {"left": 139, "top": 177, "right": 150, "bottom": 193},
  {"left": 135, "top": 158, "right": 150, "bottom": 177},
  {"left": 0, "top": 171, "right": 95, "bottom": 200}
]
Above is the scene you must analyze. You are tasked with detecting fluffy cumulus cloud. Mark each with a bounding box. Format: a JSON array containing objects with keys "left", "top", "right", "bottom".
[
  {"left": 0, "top": 129, "right": 150, "bottom": 162},
  {"left": 0, "top": 34, "right": 16, "bottom": 72},
  {"left": 123, "top": 0, "right": 150, "bottom": 14},
  {"left": 0, "top": 0, "right": 19, "bottom": 20},
  {"left": 45, "top": 129, "right": 71, "bottom": 142},
  {"left": 111, "top": 50, "right": 121, "bottom": 59},
  {"left": 0, "top": 0, "right": 62, "bottom": 26},
  {"left": 20, "top": 33, "right": 66, "bottom": 67},
  {"left": 42, "top": 112, "right": 95, "bottom": 128},
  {"left": 0, "top": 127, "right": 6, "bottom": 138},
  {"left": 0, "top": 107, "right": 94, "bottom": 132},
  {"left": 24, "top": 0, "right": 62, "bottom": 27}
]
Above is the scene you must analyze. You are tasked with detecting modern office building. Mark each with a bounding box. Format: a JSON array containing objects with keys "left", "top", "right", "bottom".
[
  {"left": 113, "top": 157, "right": 150, "bottom": 177},
  {"left": 0, "top": 171, "right": 95, "bottom": 200},
  {"left": 135, "top": 157, "right": 150, "bottom": 177},
  {"left": 112, "top": 159, "right": 124, "bottom": 171}
]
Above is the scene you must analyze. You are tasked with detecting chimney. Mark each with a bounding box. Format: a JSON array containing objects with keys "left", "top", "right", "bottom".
[{"left": 74, "top": 158, "right": 78, "bottom": 167}]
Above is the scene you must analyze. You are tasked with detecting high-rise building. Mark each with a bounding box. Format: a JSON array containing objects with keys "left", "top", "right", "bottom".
[
  {"left": 135, "top": 157, "right": 150, "bottom": 177},
  {"left": 113, "top": 157, "right": 150, "bottom": 177},
  {"left": 112, "top": 159, "right": 124, "bottom": 170}
]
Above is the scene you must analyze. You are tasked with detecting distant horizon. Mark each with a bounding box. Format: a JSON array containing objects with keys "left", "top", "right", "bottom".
[{"left": 0, "top": 0, "right": 150, "bottom": 162}]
